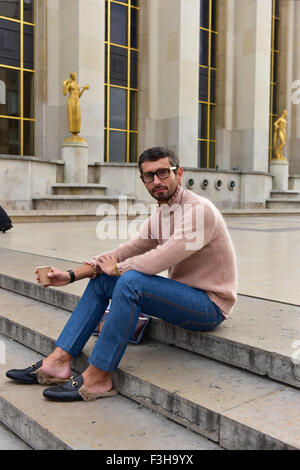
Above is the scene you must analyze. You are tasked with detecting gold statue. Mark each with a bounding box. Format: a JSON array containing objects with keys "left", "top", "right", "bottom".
[
  {"left": 62, "top": 72, "right": 89, "bottom": 142},
  {"left": 273, "top": 110, "right": 288, "bottom": 161}
]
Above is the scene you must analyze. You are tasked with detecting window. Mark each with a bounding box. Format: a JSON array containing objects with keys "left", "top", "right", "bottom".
[
  {"left": 198, "top": 0, "right": 217, "bottom": 168},
  {"left": 105, "top": 0, "right": 139, "bottom": 163},
  {"left": 269, "top": 0, "right": 280, "bottom": 160},
  {"left": 0, "top": 0, "right": 34, "bottom": 156}
]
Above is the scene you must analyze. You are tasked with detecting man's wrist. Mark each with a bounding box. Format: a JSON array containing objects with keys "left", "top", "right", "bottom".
[
  {"left": 67, "top": 269, "right": 76, "bottom": 283},
  {"left": 112, "top": 264, "right": 121, "bottom": 277},
  {"left": 73, "top": 264, "right": 96, "bottom": 281}
]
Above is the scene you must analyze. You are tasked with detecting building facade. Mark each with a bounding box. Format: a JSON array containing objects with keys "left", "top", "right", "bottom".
[{"left": 1, "top": 0, "right": 300, "bottom": 210}]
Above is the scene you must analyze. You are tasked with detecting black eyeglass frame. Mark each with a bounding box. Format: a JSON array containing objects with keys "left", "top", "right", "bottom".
[{"left": 140, "top": 166, "right": 178, "bottom": 183}]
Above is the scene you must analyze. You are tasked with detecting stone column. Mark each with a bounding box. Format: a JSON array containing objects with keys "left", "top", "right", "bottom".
[
  {"left": 138, "top": 0, "right": 199, "bottom": 166},
  {"left": 215, "top": 0, "right": 234, "bottom": 170},
  {"left": 279, "top": 0, "right": 300, "bottom": 175},
  {"left": 34, "top": 0, "right": 47, "bottom": 160},
  {"left": 76, "top": 0, "right": 105, "bottom": 163},
  {"left": 216, "top": 0, "right": 272, "bottom": 172}
]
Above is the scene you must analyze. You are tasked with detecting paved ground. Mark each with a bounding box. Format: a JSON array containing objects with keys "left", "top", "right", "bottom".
[{"left": 0, "top": 216, "right": 299, "bottom": 305}]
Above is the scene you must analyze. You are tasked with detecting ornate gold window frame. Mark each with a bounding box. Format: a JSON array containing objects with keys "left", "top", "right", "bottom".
[
  {"left": 198, "top": 0, "right": 217, "bottom": 169},
  {"left": 104, "top": 0, "right": 139, "bottom": 163},
  {"left": 0, "top": 0, "right": 35, "bottom": 156}
]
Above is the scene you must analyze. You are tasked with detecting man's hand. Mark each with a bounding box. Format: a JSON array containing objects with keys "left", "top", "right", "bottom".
[
  {"left": 98, "top": 255, "right": 119, "bottom": 276},
  {"left": 34, "top": 267, "right": 71, "bottom": 287}
]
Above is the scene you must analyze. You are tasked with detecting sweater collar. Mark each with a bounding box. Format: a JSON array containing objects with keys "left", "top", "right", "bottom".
[{"left": 158, "top": 184, "right": 184, "bottom": 207}]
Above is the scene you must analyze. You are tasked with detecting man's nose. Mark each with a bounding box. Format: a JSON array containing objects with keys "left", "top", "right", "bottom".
[{"left": 153, "top": 174, "right": 162, "bottom": 184}]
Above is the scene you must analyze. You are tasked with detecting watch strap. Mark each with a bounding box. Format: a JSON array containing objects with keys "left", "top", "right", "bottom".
[{"left": 67, "top": 269, "right": 75, "bottom": 283}]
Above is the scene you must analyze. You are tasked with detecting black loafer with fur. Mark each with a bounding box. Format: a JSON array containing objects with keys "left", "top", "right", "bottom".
[
  {"left": 6, "top": 360, "right": 70, "bottom": 386},
  {"left": 6, "top": 360, "right": 43, "bottom": 384},
  {"left": 43, "top": 375, "right": 118, "bottom": 402}
]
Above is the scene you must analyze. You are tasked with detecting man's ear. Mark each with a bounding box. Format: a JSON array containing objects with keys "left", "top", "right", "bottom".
[{"left": 177, "top": 166, "right": 183, "bottom": 183}]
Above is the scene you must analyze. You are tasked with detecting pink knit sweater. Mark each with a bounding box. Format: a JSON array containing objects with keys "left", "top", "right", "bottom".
[{"left": 101, "top": 185, "right": 237, "bottom": 318}]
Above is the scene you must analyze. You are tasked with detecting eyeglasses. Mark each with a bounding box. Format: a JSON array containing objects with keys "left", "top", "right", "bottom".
[{"left": 140, "top": 167, "right": 177, "bottom": 183}]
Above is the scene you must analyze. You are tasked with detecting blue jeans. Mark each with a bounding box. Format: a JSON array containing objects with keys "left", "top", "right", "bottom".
[{"left": 56, "top": 270, "right": 224, "bottom": 372}]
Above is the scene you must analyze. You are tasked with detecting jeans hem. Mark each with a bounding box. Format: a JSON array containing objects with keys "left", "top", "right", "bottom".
[
  {"left": 88, "top": 357, "right": 116, "bottom": 373},
  {"left": 55, "top": 340, "right": 79, "bottom": 359}
]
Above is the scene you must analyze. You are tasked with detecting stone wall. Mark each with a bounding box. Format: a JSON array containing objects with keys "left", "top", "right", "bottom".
[
  {"left": 0, "top": 157, "right": 272, "bottom": 210},
  {"left": 94, "top": 162, "right": 272, "bottom": 209},
  {"left": 0, "top": 156, "right": 63, "bottom": 210}
]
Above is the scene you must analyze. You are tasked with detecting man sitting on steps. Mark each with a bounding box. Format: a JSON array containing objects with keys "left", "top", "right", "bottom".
[{"left": 6, "top": 147, "right": 238, "bottom": 402}]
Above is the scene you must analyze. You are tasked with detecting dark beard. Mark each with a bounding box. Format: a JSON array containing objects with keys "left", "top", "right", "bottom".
[{"left": 150, "top": 185, "right": 178, "bottom": 202}]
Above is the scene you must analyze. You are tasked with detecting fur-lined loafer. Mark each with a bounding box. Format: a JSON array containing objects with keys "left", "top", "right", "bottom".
[
  {"left": 43, "top": 375, "right": 118, "bottom": 402},
  {"left": 6, "top": 360, "right": 70, "bottom": 386}
]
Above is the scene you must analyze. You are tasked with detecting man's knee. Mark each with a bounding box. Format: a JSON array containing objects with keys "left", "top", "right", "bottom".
[
  {"left": 117, "top": 270, "right": 148, "bottom": 291},
  {"left": 89, "top": 273, "right": 114, "bottom": 298}
]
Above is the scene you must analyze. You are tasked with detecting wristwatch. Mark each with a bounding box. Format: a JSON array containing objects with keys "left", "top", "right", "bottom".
[{"left": 67, "top": 269, "right": 75, "bottom": 283}]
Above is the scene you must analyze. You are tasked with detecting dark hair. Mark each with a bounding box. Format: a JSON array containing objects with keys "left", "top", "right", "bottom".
[{"left": 138, "top": 147, "right": 180, "bottom": 173}]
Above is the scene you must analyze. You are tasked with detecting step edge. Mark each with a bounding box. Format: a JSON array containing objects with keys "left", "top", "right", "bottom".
[
  {"left": 219, "top": 415, "right": 298, "bottom": 450},
  {"left": 32, "top": 196, "right": 136, "bottom": 201},
  {"left": 52, "top": 184, "right": 107, "bottom": 188},
  {"left": 148, "top": 318, "right": 300, "bottom": 389},
  {"left": 266, "top": 199, "right": 300, "bottom": 203},
  {"left": 0, "top": 393, "right": 72, "bottom": 450}
]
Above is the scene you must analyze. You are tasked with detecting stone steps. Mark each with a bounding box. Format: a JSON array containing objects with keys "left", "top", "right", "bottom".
[
  {"left": 148, "top": 297, "right": 300, "bottom": 389},
  {"left": 265, "top": 189, "right": 300, "bottom": 210},
  {"left": 0, "top": 276, "right": 300, "bottom": 449},
  {"left": 0, "top": 248, "right": 299, "bottom": 389},
  {"left": 270, "top": 190, "right": 300, "bottom": 200},
  {"left": 266, "top": 199, "right": 300, "bottom": 209},
  {"left": 52, "top": 184, "right": 107, "bottom": 196},
  {"left": 0, "top": 246, "right": 299, "bottom": 389},
  {"left": 0, "top": 420, "right": 31, "bottom": 450},
  {"left": 32, "top": 195, "right": 136, "bottom": 211},
  {"left": 0, "top": 334, "right": 215, "bottom": 450}
]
